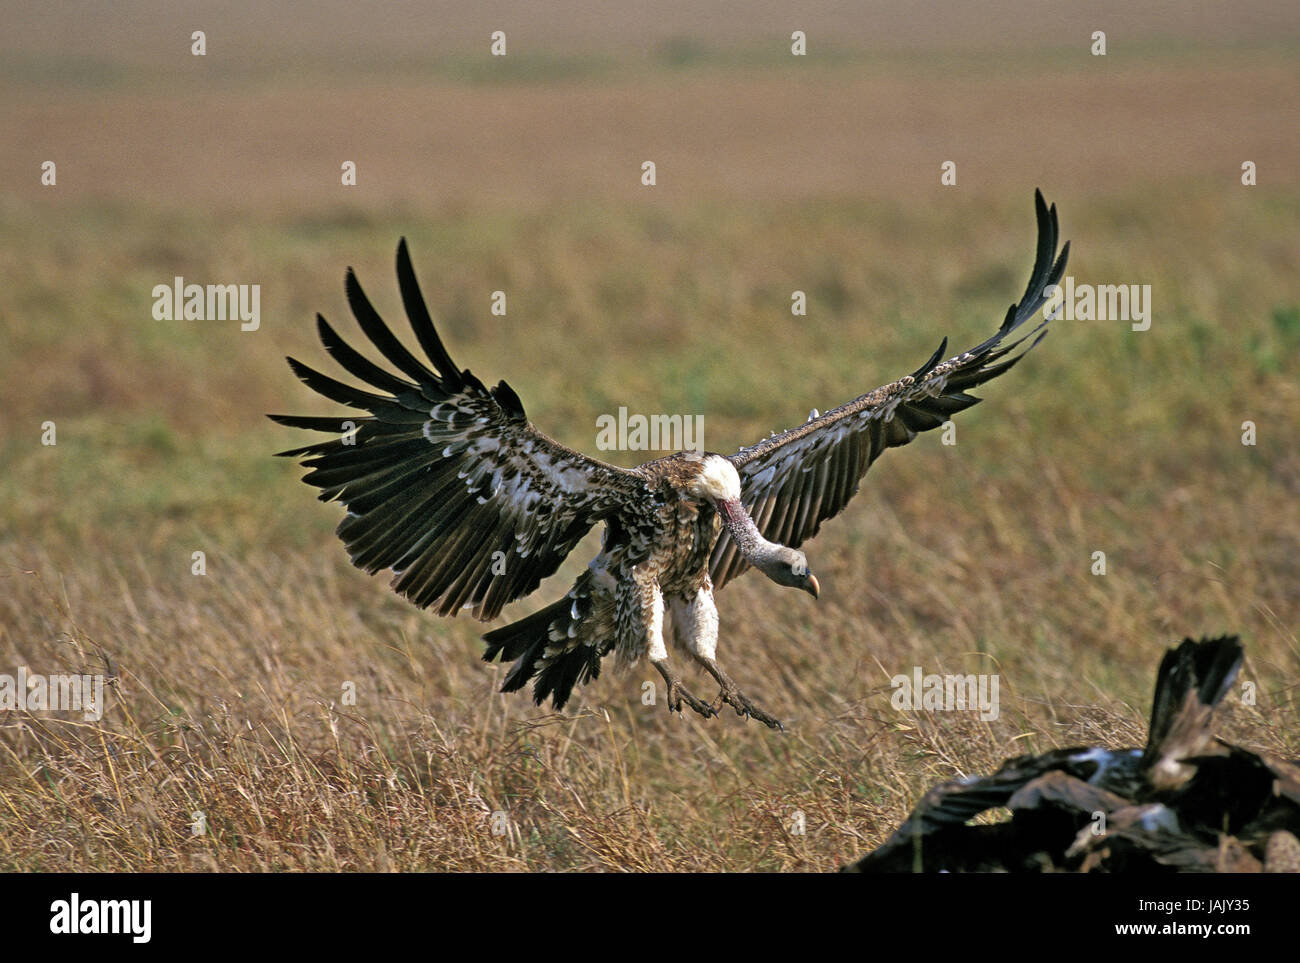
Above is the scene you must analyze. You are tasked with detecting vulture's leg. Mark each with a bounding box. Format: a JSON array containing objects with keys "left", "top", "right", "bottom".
[
  {"left": 672, "top": 583, "right": 784, "bottom": 731},
  {"left": 624, "top": 569, "right": 714, "bottom": 720}
]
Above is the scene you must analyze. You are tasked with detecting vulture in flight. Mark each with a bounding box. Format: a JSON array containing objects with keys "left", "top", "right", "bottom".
[{"left": 270, "top": 191, "right": 1068, "bottom": 729}]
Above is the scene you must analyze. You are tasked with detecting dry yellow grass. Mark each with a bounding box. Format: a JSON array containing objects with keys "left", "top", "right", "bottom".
[
  {"left": 2, "top": 182, "right": 1295, "bottom": 871},
  {"left": 0, "top": 5, "right": 1296, "bottom": 871}
]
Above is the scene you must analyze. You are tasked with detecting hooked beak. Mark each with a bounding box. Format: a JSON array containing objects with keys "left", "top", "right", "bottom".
[{"left": 806, "top": 574, "right": 820, "bottom": 600}]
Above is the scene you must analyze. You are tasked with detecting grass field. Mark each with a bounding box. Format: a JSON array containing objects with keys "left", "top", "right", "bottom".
[{"left": 0, "top": 4, "right": 1297, "bottom": 871}]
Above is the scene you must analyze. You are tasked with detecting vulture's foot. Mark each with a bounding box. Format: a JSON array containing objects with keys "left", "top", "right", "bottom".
[
  {"left": 654, "top": 662, "right": 716, "bottom": 720},
  {"left": 717, "top": 686, "right": 784, "bottom": 730},
  {"left": 697, "top": 657, "right": 784, "bottom": 730}
]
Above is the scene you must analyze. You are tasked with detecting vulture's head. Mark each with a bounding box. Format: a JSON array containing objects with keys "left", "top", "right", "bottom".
[
  {"left": 697, "top": 454, "right": 822, "bottom": 600},
  {"left": 757, "top": 546, "right": 820, "bottom": 599}
]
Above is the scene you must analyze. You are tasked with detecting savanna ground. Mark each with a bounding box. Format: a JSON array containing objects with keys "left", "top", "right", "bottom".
[{"left": 0, "top": 3, "right": 1297, "bottom": 871}]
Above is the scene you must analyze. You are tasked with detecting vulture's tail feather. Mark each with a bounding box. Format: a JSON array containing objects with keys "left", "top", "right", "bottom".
[{"left": 482, "top": 596, "right": 601, "bottom": 709}]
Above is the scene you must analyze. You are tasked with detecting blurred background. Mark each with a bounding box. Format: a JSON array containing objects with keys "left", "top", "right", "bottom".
[{"left": 0, "top": 2, "right": 1296, "bottom": 870}]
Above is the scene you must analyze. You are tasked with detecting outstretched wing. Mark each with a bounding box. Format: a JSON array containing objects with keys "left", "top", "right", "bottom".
[
  {"left": 270, "top": 239, "right": 647, "bottom": 620},
  {"left": 711, "top": 190, "right": 1069, "bottom": 590}
]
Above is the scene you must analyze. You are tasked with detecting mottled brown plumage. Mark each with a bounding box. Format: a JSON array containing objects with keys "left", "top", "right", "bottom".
[{"left": 272, "top": 192, "right": 1068, "bottom": 727}]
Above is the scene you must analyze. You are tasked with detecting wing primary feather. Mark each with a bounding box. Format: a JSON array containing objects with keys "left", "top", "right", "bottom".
[
  {"left": 268, "top": 413, "right": 366, "bottom": 434},
  {"left": 395, "top": 238, "right": 465, "bottom": 390},
  {"left": 345, "top": 267, "right": 438, "bottom": 385},
  {"left": 316, "top": 314, "right": 414, "bottom": 396},
  {"left": 285, "top": 357, "right": 393, "bottom": 410},
  {"left": 911, "top": 337, "right": 949, "bottom": 378}
]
